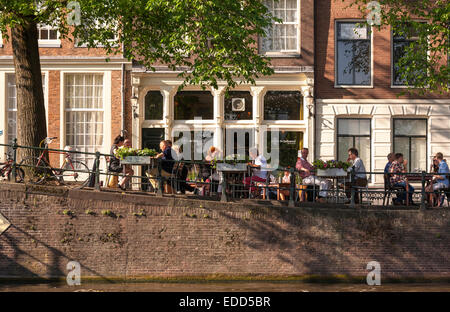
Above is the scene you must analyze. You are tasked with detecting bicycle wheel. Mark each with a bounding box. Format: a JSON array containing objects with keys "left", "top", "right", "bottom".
[
  {"left": 7, "top": 167, "right": 25, "bottom": 183},
  {"left": 60, "top": 160, "right": 90, "bottom": 186},
  {"left": 19, "top": 157, "right": 52, "bottom": 184}
]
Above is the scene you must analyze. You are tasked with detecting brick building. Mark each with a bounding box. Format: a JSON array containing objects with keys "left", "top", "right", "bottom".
[
  {"left": 0, "top": 0, "right": 448, "bottom": 185},
  {"left": 314, "top": 0, "right": 450, "bottom": 185}
]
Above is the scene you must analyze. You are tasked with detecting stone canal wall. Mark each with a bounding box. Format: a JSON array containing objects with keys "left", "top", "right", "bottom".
[{"left": 0, "top": 183, "right": 449, "bottom": 281}]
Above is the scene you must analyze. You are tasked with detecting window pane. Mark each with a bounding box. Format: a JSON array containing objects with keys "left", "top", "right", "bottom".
[
  {"left": 144, "top": 91, "right": 163, "bottom": 120},
  {"left": 337, "top": 137, "right": 353, "bottom": 162},
  {"left": 339, "top": 23, "right": 368, "bottom": 40},
  {"left": 338, "top": 119, "right": 370, "bottom": 135},
  {"left": 174, "top": 91, "right": 214, "bottom": 120},
  {"left": 224, "top": 129, "right": 255, "bottom": 159},
  {"left": 394, "top": 119, "right": 426, "bottom": 136},
  {"left": 265, "top": 130, "right": 303, "bottom": 168},
  {"left": 337, "top": 41, "right": 354, "bottom": 85},
  {"left": 264, "top": 91, "right": 303, "bottom": 120},
  {"left": 411, "top": 137, "right": 427, "bottom": 172},
  {"left": 394, "top": 137, "right": 410, "bottom": 170},
  {"left": 355, "top": 136, "right": 371, "bottom": 173},
  {"left": 224, "top": 91, "right": 253, "bottom": 120}
]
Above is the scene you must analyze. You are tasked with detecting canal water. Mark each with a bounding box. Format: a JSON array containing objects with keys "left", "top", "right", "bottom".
[{"left": 0, "top": 282, "right": 448, "bottom": 292}]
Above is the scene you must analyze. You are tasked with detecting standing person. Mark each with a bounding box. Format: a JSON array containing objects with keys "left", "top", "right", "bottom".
[
  {"left": 117, "top": 138, "right": 134, "bottom": 189},
  {"left": 243, "top": 147, "right": 268, "bottom": 194},
  {"left": 108, "top": 134, "right": 132, "bottom": 190},
  {"left": 389, "top": 153, "right": 415, "bottom": 205},
  {"left": 426, "top": 152, "right": 449, "bottom": 206},
  {"left": 345, "top": 147, "right": 368, "bottom": 204},
  {"left": 295, "top": 148, "right": 330, "bottom": 202}
]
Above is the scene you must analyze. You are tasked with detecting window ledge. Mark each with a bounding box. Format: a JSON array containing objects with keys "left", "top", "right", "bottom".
[
  {"left": 38, "top": 41, "right": 61, "bottom": 48},
  {"left": 334, "top": 84, "right": 374, "bottom": 89},
  {"left": 262, "top": 52, "right": 301, "bottom": 58}
]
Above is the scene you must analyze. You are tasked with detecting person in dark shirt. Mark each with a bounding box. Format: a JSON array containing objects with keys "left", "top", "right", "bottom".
[
  {"left": 384, "top": 152, "right": 395, "bottom": 174},
  {"left": 146, "top": 140, "right": 175, "bottom": 191}
]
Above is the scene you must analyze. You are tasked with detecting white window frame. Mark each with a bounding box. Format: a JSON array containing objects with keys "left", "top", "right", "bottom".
[
  {"left": 259, "top": 0, "right": 301, "bottom": 56},
  {"left": 0, "top": 31, "right": 3, "bottom": 48},
  {"left": 4, "top": 72, "right": 48, "bottom": 146},
  {"left": 334, "top": 19, "right": 374, "bottom": 89},
  {"left": 37, "top": 24, "right": 61, "bottom": 48},
  {"left": 390, "top": 20, "right": 429, "bottom": 88},
  {"left": 61, "top": 72, "right": 110, "bottom": 166}
]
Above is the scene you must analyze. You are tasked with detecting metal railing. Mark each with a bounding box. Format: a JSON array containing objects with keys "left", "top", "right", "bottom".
[{"left": 1, "top": 140, "right": 449, "bottom": 209}]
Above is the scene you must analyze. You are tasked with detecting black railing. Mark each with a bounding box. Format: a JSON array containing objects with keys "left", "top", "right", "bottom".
[{"left": 1, "top": 140, "right": 449, "bottom": 209}]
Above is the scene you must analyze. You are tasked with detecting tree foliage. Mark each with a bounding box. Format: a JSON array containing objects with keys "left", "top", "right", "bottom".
[
  {"left": 345, "top": 0, "right": 449, "bottom": 94},
  {"left": 0, "top": 0, "right": 277, "bottom": 89}
]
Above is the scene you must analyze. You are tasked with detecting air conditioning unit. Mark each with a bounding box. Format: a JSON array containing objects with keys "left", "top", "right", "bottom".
[{"left": 231, "top": 98, "right": 245, "bottom": 112}]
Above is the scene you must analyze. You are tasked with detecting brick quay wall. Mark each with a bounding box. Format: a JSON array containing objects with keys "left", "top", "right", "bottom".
[{"left": 0, "top": 183, "right": 449, "bottom": 281}]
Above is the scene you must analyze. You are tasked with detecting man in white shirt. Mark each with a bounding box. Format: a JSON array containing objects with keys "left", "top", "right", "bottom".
[{"left": 345, "top": 147, "right": 368, "bottom": 204}]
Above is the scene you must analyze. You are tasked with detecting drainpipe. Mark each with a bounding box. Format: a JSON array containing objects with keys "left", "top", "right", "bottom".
[{"left": 121, "top": 43, "right": 126, "bottom": 135}]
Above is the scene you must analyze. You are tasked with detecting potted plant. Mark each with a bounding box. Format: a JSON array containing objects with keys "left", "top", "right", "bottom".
[
  {"left": 116, "top": 147, "right": 157, "bottom": 164},
  {"left": 313, "top": 159, "right": 351, "bottom": 177}
]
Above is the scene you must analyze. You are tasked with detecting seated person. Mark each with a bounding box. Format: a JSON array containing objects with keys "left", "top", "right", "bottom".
[
  {"left": 389, "top": 153, "right": 414, "bottom": 205},
  {"left": 296, "top": 147, "right": 330, "bottom": 203},
  {"left": 146, "top": 140, "right": 176, "bottom": 192},
  {"left": 384, "top": 152, "right": 395, "bottom": 174},
  {"left": 345, "top": 147, "right": 368, "bottom": 204},
  {"left": 169, "top": 141, "right": 198, "bottom": 195},
  {"left": 243, "top": 147, "right": 268, "bottom": 194},
  {"left": 203, "top": 146, "right": 222, "bottom": 194},
  {"left": 279, "top": 171, "right": 292, "bottom": 201},
  {"left": 426, "top": 152, "right": 449, "bottom": 206}
]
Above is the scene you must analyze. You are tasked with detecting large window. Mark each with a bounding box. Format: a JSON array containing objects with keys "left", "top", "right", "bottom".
[
  {"left": 336, "top": 22, "right": 371, "bottom": 86},
  {"left": 224, "top": 129, "right": 255, "bottom": 159},
  {"left": 65, "top": 74, "right": 104, "bottom": 166},
  {"left": 392, "top": 24, "right": 426, "bottom": 86},
  {"left": 174, "top": 91, "right": 213, "bottom": 120},
  {"left": 265, "top": 130, "right": 303, "bottom": 168},
  {"left": 337, "top": 119, "right": 371, "bottom": 173},
  {"left": 224, "top": 91, "right": 253, "bottom": 120},
  {"left": 393, "top": 119, "right": 427, "bottom": 172},
  {"left": 264, "top": 91, "right": 303, "bottom": 120},
  {"left": 6, "top": 74, "right": 46, "bottom": 147},
  {"left": 260, "top": 0, "right": 299, "bottom": 53},
  {"left": 144, "top": 91, "right": 163, "bottom": 120}
]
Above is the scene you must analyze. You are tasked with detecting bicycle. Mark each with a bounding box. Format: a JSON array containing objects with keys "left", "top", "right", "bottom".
[
  {"left": 19, "top": 137, "right": 90, "bottom": 186},
  {"left": 0, "top": 152, "right": 25, "bottom": 182}
]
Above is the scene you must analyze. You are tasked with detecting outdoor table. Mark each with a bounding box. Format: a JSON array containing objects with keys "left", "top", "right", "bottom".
[
  {"left": 313, "top": 174, "right": 349, "bottom": 204},
  {"left": 216, "top": 163, "right": 248, "bottom": 201}
]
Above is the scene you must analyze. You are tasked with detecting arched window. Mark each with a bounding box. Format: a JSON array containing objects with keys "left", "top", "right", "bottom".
[{"left": 144, "top": 91, "right": 163, "bottom": 120}]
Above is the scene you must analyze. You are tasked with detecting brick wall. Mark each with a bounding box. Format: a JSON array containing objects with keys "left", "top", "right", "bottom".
[
  {"left": 315, "top": 0, "right": 448, "bottom": 99},
  {"left": 0, "top": 183, "right": 448, "bottom": 280}
]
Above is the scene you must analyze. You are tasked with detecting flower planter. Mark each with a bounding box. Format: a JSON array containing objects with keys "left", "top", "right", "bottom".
[
  {"left": 216, "top": 163, "right": 247, "bottom": 172},
  {"left": 316, "top": 168, "right": 347, "bottom": 177},
  {"left": 121, "top": 156, "right": 153, "bottom": 165}
]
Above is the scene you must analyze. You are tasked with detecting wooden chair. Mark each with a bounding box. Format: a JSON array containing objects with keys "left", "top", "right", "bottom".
[{"left": 382, "top": 174, "right": 404, "bottom": 206}]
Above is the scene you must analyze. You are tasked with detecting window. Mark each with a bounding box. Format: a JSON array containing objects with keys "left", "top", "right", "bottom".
[
  {"left": 144, "top": 91, "right": 163, "bottom": 120},
  {"left": 174, "top": 91, "right": 213, "bottom": 120},
  {"left": 393, "top": 119, "right": 427, "bottom": 172},
  {"left": 224, "top": 91, "right": 253, "bottom": 120},
  {"left": 392, "top": 24, "right": 426, "bottom": 86},
  {"left": 260, "top": 0, "right": 299, "bottom": 53},
  {"left": 264, "top": 130, "right": 303, "bottom": 168},
  {"left": 173, "top": 130, "right": 214, "bottom": 161},
  {"left": 337, "top": 119, "right": 371, "bottom": 173},
  {"left": 336, "top": 22, "right": 371, "bottom": 86},
  {"left": 38, "top": 24, "right": 60, "bottom": 47},
  {"left": 0, "top": 31, "right": 3, "bottom": 47},
  {"left": 6, "top": 74, "right": 46, "bottom": 147},
  {"left": 65, "top": 74, "right": 104, "bottom": 167},
  {"left": 264, "top": 91, "right": 303, "bottom": 120}
]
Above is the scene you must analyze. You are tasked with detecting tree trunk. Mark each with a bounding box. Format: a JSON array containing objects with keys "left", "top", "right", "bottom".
[{"left": 11, "top": 18, "right": 48, "bottom": 177}]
